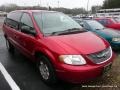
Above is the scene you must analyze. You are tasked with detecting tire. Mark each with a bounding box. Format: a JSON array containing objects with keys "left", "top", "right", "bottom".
[
  {"left": 37, "top": 55, "right": 57, "bottom": 85},
  {"left": 6, "top": 39, "right": 15, "bottom": 53}
]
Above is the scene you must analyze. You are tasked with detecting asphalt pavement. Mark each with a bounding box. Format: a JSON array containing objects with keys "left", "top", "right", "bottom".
[{"left": 0, "top": 71, "right": 11, "bottom": 90}]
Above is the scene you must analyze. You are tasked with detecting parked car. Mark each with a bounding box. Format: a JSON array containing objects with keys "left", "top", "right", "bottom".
[
  {"left": 95, "top": 17, "right": 120, "bottom": 30},
  {"left": 113, "top": 17, "right": 120, "bottom": 23},
  {"left": 75, "top": 19, "right": 120, "bottom": 49},
  {"left": 3, "top": 10, "right": 115, "bottom": 84}
]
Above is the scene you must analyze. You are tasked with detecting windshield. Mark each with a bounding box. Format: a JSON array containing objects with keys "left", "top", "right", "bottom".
[
  {"left": 86, "top": 20, "right": 105, "bottom": 30},
  {"left": 33, "top": 12, "right": 84, "bottom": 35},
  {"left": 75, "top": 19, "right": 83, "bottom": 25},
  {"left": 113, "top": 17, "right": 120, "bottom": 23}
]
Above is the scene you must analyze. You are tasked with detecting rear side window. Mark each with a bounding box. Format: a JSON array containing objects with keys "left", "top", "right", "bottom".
[
  {"left": 4, "top": 11, "right": 22, "bottom": 30},
  {"left": 107, "top": 19, "right": 112, "bottom": 25},
  {"left": 20, "top": 13, "right": 35, "bottom": 36}
]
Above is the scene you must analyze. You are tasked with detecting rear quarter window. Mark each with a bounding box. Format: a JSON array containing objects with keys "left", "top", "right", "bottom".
[
  {"left": 7, "top": 12, "right": 22, "bottom": 22},
  {"left": 4, "top": 11, "right": 23, "bottom": 30}
]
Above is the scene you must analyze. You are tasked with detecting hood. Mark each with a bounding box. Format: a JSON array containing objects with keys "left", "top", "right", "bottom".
[
  {"left": 114, "top": 23, "right": 120, "bottom": 26},
  {"left": 108, "top": 23, "right": 120, "bottom": 29},
  {"left": 102, "top": 28, "right": 120, "bottom": 37},
  {"left": 95, "top": 28, "right": 120, "bottom": 39},
  {"left": 47, "top": 32, "right": 108, "bottom": 55}
]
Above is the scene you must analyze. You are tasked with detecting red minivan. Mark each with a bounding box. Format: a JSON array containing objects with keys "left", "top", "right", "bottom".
[{"left": 3, "top": 10, "right": 115, "bottom": 84}]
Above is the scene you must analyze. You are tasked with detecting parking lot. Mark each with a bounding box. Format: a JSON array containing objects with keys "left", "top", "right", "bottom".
[{"left": 0, "top": 16, "right": 120, "bottom": 90}]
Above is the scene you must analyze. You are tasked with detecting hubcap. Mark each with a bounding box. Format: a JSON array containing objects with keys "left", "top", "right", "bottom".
[{"left": 39, "top": 61, "right": 50, "bottom": 80}]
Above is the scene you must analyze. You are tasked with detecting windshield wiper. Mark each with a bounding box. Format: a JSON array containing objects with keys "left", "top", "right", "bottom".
[
  {"left": 51, "top": 28, "right": 86, "bottom": 35},
  {"left": 96, "top": 27, "right": 105, "bottom": 30},
  {"left": 63, "top": 28, "right": 87, "bottom": 33},
  {"left": 66, "top": 28, "right": 81, "bottom": 31},
  {"left": 50, "top": 30, "right": 68, "bottom": 35}
]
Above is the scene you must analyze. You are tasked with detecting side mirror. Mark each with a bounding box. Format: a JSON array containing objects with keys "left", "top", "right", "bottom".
[{"left": 21, "top": 26, "right": 36, "bottom": 36}]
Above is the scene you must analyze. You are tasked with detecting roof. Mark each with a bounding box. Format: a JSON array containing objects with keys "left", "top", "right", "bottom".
[
  {"left": 10, "top": 10, "right": 57, "bottom": 13},
  {"left": 94, "top": 17, "right": 112, "bottom": 20}
]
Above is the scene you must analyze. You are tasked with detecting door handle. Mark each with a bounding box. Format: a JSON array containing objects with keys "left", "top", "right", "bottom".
[
  {"left": 14, "top": 35, "right": 18, "bottom": 39},
  {"left": 14, "top": 35, "right": 17, "bottom": 38}
]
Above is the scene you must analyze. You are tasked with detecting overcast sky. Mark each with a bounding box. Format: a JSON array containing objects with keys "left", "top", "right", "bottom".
[{"left": 0, "top": 0, "right": 104, "bottom": 10}]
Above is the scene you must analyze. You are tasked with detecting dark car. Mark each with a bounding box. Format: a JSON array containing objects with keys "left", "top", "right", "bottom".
[
  {"left": 3, "top": 10, "right": 115, "bottom": 84},
  {"left": 75, "top": 19, "right": 120, "bottom": 49}
]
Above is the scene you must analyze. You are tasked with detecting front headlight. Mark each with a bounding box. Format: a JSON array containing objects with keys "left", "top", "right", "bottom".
[
  {"left": 112, "top": 37, "right": 120, "bottom": 42},
  {"left": 59, "top": 55, "right": 86, "bottom": 65}
]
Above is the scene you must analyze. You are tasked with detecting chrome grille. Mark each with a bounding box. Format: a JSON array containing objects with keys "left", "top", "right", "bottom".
[{"left": 88, "top": 47, "right": 112, "bottom": 64}]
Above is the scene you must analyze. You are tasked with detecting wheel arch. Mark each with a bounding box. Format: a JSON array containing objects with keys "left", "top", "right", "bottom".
[{"left": 34, "top": 48, "right": 57, "bottom": 68}]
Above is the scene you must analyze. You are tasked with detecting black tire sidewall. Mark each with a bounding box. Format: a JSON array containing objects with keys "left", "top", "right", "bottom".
[
  {"left": 6, "top": 39, "right": 14, "bottom": 53},
  {"left": 38, "top": 55, "right": 57, "bottom": 85}
]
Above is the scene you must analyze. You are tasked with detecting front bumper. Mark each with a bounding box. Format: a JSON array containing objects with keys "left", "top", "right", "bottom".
[{"left": 55, "top": 54, "right": 115, "bottom": 83}]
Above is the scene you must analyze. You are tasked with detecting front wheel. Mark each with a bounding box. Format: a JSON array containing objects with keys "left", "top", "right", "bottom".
[
  {"left": 37, "top": 55, "right": 57, "bottom": 85},
  {"left": 6, "top": 39, "right": 14, "bottom": 53}
]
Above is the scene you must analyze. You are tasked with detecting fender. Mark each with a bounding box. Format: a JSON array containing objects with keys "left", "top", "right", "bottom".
[{"left": 34, "top": 47, "right": 58, "bottom": 67}]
